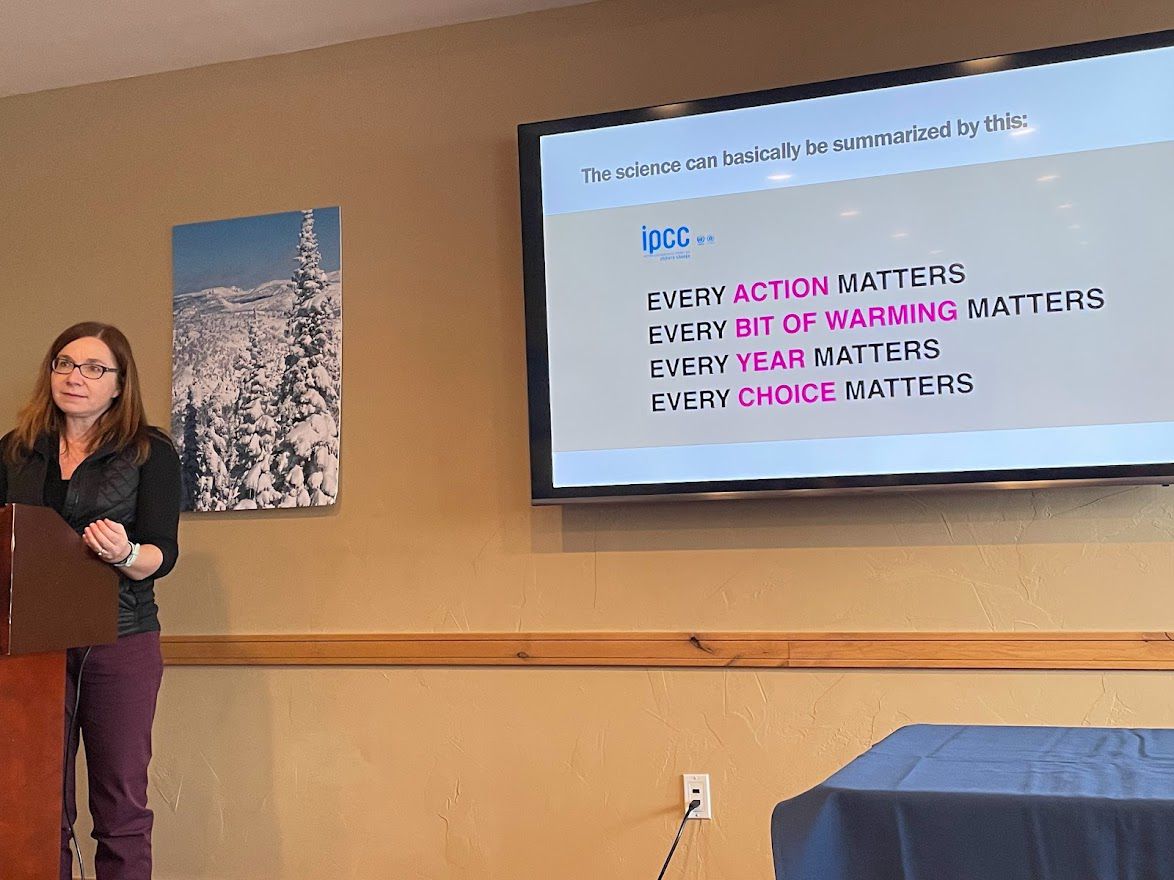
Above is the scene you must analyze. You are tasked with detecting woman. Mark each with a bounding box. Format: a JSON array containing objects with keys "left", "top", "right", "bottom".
[{"left": 0, "top": 322, "right": 180, "bottom": 880}]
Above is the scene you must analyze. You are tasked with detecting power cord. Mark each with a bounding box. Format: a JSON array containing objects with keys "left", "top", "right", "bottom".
[
  {"left": 656, "top": 799, "right": 700, "bottom": 880},
  {"left": 64, "top": 647, "right": 93, "bottom": 880}
]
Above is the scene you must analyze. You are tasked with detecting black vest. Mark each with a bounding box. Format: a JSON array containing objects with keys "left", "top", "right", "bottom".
[{"left": 5, "top": 434, "right": 159, "bottom": 636}]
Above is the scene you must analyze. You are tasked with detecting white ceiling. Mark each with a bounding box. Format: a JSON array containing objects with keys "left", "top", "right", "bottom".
[{"left": 0, "top": 0, "right": 592, "bottom": 98}]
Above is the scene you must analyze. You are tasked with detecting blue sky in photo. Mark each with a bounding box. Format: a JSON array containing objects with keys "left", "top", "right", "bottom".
[{"left": 172, "top": 206, "right": 341, "bottom": 294}]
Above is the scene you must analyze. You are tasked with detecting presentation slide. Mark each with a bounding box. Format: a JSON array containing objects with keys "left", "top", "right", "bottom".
[{"left": 533, "top": 43, "right": 1174, "bottom": 490}]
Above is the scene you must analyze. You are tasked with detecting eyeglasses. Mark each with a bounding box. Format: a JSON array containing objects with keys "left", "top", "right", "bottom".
[{"left": 51, "top": 356, "right": 120, "bottom": 380}]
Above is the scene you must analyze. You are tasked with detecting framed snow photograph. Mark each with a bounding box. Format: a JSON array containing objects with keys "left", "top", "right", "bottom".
[{"left": 172, "top": 207, "right": 342, "bottom": 511}]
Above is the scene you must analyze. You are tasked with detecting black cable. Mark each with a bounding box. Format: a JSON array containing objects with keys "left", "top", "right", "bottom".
[
  {"left": 64, "top": 646, "right": 93, "bottom": 880},
  {"left": 656, "top": 799, "right": 700, "bottom": 880}
]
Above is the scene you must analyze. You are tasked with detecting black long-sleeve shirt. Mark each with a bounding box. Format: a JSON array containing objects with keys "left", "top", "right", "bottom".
[{"left": 0, "top": 431, "right": 181, "bottom": 578}]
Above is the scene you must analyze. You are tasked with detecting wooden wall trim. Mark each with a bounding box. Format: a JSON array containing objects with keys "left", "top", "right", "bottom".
[{"left": 160, "top": 631, "right": 1174, "bottom": 669}]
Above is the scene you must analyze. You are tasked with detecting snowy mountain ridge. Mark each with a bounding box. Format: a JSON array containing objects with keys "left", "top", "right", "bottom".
[{"left": 175, "top": 270, "right": 342, "bottom": 315}]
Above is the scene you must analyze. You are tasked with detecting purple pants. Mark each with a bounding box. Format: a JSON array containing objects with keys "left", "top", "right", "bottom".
[{"left": 62, "top": 631, "right": 164, "bottom": 880}]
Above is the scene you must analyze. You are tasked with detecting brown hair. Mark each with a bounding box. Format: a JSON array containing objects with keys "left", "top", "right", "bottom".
[{"left": 7, "top": 322, "right": 151, "bottom": 464}]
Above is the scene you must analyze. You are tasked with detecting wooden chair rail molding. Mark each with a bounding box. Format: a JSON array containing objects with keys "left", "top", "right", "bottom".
[{"left": 160, "top": 631, "right": 1174, "bottom": 670}]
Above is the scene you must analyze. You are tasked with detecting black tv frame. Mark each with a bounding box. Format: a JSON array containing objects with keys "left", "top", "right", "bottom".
[{"left": 518, "top": 29, "right": 1174, "bottom": 504}]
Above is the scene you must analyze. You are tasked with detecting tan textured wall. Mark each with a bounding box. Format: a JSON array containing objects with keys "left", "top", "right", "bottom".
[{"left": 3, "top": 1, "right": 1174, "bottom": 877}]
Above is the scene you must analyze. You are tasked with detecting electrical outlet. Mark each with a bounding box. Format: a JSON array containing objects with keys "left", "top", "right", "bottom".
[{"left": 683, "top": 773, "right": 712, "bottom": 819}]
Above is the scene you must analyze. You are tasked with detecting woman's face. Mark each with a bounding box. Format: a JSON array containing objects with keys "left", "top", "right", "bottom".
[{"left": 50, "top": 336, "right": 121, "bottom": 423}]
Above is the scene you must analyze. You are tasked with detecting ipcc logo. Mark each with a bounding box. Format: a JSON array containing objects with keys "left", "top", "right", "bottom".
[{"left": 641, "top": 225, "right": 690, "bottom": 256}]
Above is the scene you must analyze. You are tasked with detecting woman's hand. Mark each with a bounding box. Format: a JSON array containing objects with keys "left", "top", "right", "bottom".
[{"left": 84, "top": 518, "right": 131, "bottom": 563}]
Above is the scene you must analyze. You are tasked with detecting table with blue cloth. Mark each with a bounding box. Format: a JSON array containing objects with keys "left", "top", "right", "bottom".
[{"left": 771, "top": 724, "right": 1174, "bottom": 880}]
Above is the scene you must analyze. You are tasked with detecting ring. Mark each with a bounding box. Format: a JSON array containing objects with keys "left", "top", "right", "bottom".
[{"left": 98, "top": 550, "right": 107, "bottom": 557}]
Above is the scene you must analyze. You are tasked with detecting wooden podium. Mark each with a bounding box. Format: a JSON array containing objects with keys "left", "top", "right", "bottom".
[{"left": 0, "top": 504, "right": 118, "bottom": 880}]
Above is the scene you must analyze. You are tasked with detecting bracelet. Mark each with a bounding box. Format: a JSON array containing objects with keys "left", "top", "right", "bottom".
[{"left": 113, "top": 542, "right": 141, "bottom": 568}]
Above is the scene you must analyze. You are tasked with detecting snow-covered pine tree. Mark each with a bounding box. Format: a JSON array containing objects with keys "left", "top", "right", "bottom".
[
  {"left": 272, "top": 209, "right": 341, "bottom": 507},
  {"left": 180, "top": 387, "right": 200, "bottom": 511},
  {"left": 231, "top": 312, "right": 281, "bottom": 509},
  {"left": 194, "top": 402, "right": 233, "bottom": 511}
]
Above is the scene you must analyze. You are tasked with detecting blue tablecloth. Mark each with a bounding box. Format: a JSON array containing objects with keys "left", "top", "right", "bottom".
[{"left": 772, "top": 724, "right": 1174, "bottom": 880}]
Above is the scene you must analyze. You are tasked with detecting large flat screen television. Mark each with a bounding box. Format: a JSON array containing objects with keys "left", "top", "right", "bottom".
[{"left": 519, "top": 30, "right": 1174, "bottom": 503}]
